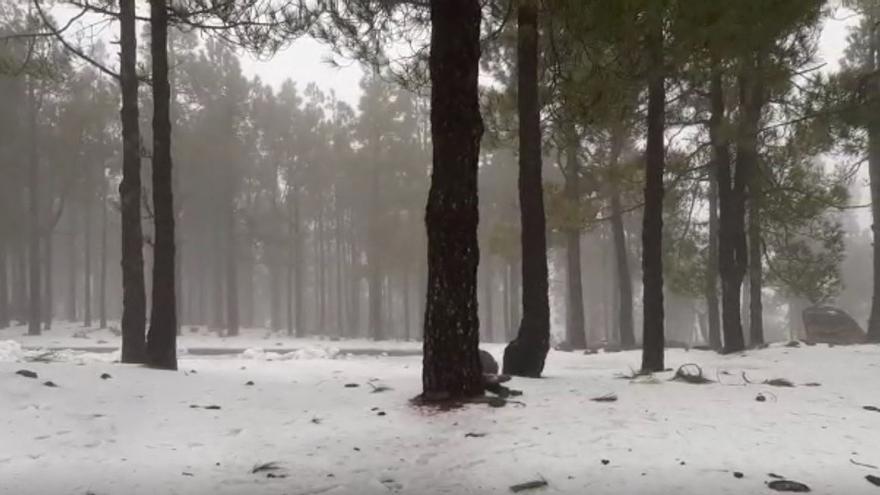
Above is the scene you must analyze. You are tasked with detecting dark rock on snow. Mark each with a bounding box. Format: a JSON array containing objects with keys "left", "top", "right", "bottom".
[{"left": 16, "top": 369, "right": 38, "bottom": 379}]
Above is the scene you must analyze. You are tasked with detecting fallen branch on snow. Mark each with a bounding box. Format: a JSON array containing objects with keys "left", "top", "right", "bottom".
[{"left": 670, "top": 364, "right": 713, "bottom": 384}]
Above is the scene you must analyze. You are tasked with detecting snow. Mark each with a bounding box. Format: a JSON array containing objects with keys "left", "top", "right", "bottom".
[
  {"left": 2, "top": 334, "right": 880, "bottom": 494},
  {"left": 0, "top": 321, "right": 423, "bottom": 354}
]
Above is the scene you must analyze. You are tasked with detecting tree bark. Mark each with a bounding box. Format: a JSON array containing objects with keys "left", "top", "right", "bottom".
[
  {"left": 99, "top": 179, "right": 108, "bottom": 329},
  {"left": 368, "top": 173, "right": 383, "bottom": 340},
  {"left": 119, "top": 0, "right": 146, "bottom": 363},
  {"left": 27, "top": 74, "right": 41, "bottom": 336},
  {"left": 294, "top": 189, "right": 304, "bottom": 337},
  {"left": 713, "top": 63, "right": 746, "bottom": 354},
  {"left": 869, "top": 122, "right": 880, "bottom": 342},
  {"left": 748, "top": 175, "right": 764, "bottom": 346},
  {"left": 0, "top": 239, "right": 7, "bottom": 328},
  {"left": 503, "top": 0, "right": 550, "bottom": 377},
  {"left": 225, "top": 198, "right": 239, "bottom": 336},
  {"left": 640, "top": 9, "right": 666, "bottom": 373},
  {"left": 43, "top": 220, "right": 52, "bottom": 330},
  {"left": 482, "top": 260, "right": 494, "bottom": 342},
  {"left": 318, "top": 205, "right": 327, "bottom": 334},
  {"left": 608, "top": 129, "right": 635, "bottom": 349},
  {"left": 334, "top": 189, "right": 345, "bottom": 337},
  {"left": 563, "top": 126, "right": 586, "bottom": 349},
  {"left": 146, "top": 0, "right": 178, "bottom": 370},
  {"left": 706, "top": 102, "right": 722, "bottom": 350},
  {"left": 421, "top": 0, "right": 484, "bottom": 400},
  {"left": 67, "top": 215, "right": 77, "bottom": 322},
  {"left": 84, "top": 165, "right": 93, "bottom": 327},
  {"left": 743, "top": 54, "right": 765, "bottom": 347}
]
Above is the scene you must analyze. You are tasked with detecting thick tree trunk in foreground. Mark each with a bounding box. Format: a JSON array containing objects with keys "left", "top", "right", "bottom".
[
  {"left": 869, "top": 123, "right": 880, "bottom": 342},
  {"left": 27, "top": 75, "right": 41, "bottom": 336},
  {"left": 712, "top": 65, "right": 746, "bottom": 354},
  {"left": 640, "top": 12, "right": 665, "bottom": 373},
  {"left": 504, "top": 0, "right": 550, "bottom": 378},
  {"left": 0, "top": 240, "right": 8, "bottom": 328},
  {"left": 146, "top": 0, "right": 177, "bottom": 370},
  {"left": 421, "top": 0, "right": 484, "bottom": 401},
  {"left": 119, "top": 0, "right": 146, "bottom": 362},
  {"left": 563, "top": 127, "right": 586, "bottom": 350}
]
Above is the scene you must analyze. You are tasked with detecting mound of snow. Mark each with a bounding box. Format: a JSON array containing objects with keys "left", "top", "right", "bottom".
[
  {"left": 0, "top": 340, "right": 24, "bottom": 362},
  {"left": 241, "top": 346, "right": 339, "bottom": 361},
  {"left": 286, "top": 346, "right": 339, "bottom": 360}
]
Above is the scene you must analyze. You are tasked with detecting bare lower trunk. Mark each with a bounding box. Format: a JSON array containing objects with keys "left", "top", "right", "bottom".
[
  {"left": 146, "top": 0, "right": 178, "bottom": 370},
  {"left": 335, "top": 191, "right": 345, "bottom": 337},
  {"left": 421, "top": 0, "right": 484, "bottom": 400},
  {"left": 84, "top": 168, "right": 93, "bottom": 327},
  {"left": 27, "top": 75, "right": 41, "bottom": 336},
  {"left": 608, "top": 128, "right": 635, "bottom": 349},
  {"left": 294, "top": 191, "right": 304, "bottom": 337},
  {"left": 713, "top": 62, "right": 746, "bottom": 354},
  {"left": 504, "top": 0, "right": 550, "bottom": 377},
  {"left": 0, "top": 239, "right": 8, "bottom": 328},
  {"left": 225, "top": 201, "right": 239, "bottom": 336},
  {"left": 748, "top": 179, "right": 764, "bottom": 346},
  {"left": 563, "top": 126, "right": 586, "bottom": 349},
  {"left": 641, "top": 9, "right": 665, "bottom": 372},
  {"left": 119, "top": 0, "right": 146, "bottom": 363},
  {"left": 868, "top": 123, "right": 880, "bottom": 342},
  {"left": 482, "top": 260, "right": 494, "bottom": 342},
  {"left": 100, "top": 182, "right": 108, "bottom": 329},
  {"left": 706, "top": 142, "right": 722, "bottom": 350}
]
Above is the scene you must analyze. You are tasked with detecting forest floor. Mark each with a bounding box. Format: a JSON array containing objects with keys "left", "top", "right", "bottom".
[{"left": 1, "top": 325, "right": 880, "bottom": 494}]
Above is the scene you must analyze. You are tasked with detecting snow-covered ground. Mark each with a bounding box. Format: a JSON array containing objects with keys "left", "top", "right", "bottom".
[
  {"left": 0, "top": 321, "right": 425, "bottom": 354},
  {"left": 2, "top": 334, "right": 880, "bottom": 494}
]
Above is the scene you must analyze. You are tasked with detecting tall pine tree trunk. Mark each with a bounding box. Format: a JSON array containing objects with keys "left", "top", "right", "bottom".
[
  {"left": 742, "top": 54, "right": 765, "bottom": 347},
  {"left": 225, "top": 200, "right": 239, "bottom": 336},
  {"left": 869, "top": 122, "right": 880, "bottom": 342},
  {"left": 748, "top": 176, "right": 764, "bottom": 346},
  {"left": 421, "top": 0, "right": 484, "bottom": 401},
  {"left": 84, "top": 167, "right": 93, "bottom": 327},
  {"left": 43, "top": 223, "right": 52, "bottom": 330},
  {"left": 866, "top": 15, "right": 880, "bottom": 342},
  {"left": 0, "top": 239, "right": 8, "bottom": 328},
  {"left": 119, "top": 0, "right": 146, "bottom": 362},
  {"left": 706, "top": 99, "right": 722, "bottom": 350},
  {"left": 482, "top": 260, "right": 494, "bottom": 342},
  {"left": 334, "top": 190, "right": 345, "bottom": 337},
  {"left": 318, "top": 205, "right": 327, "bottom": 335},
  {"left": 640, "top": 8, "right": 666, "bottom": 372},
  {"left": 712, "top": 63, "right": 746, "bottom": 354},
  {"left": 563, "top": 125, "right": 586, "bottom": 349},
  {"left": 27, "top": 74, "right": 41, "bottom": 336},
  {"left": 368, "top": 173, "right": 383, "bottom": 340},
  {"left": 146, "top": 0, "right": 177, "bottom": 370},
  {"left": 294, "top": 190, "right": 305, "bottom": 337},
  {"left": 99, "top": 180, "right": 108, "bottom": 329},
  {"left": 608, "top": 129, "right": 635, "bottom": 349},
  {"left": 68, "top": 216, "right": 77, "bottom": 322},
  {"left": 504, "top": 0, "right": 550, "bottom": 377}
]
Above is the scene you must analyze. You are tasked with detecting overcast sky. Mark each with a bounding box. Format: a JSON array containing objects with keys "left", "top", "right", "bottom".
[{"left": 238, "top": 9, "right": 860, "bottom": 109}]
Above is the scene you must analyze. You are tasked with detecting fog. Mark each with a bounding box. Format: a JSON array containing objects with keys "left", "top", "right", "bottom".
[{"left": 2, "top": 1, "right": 880, "bottom": 494}]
